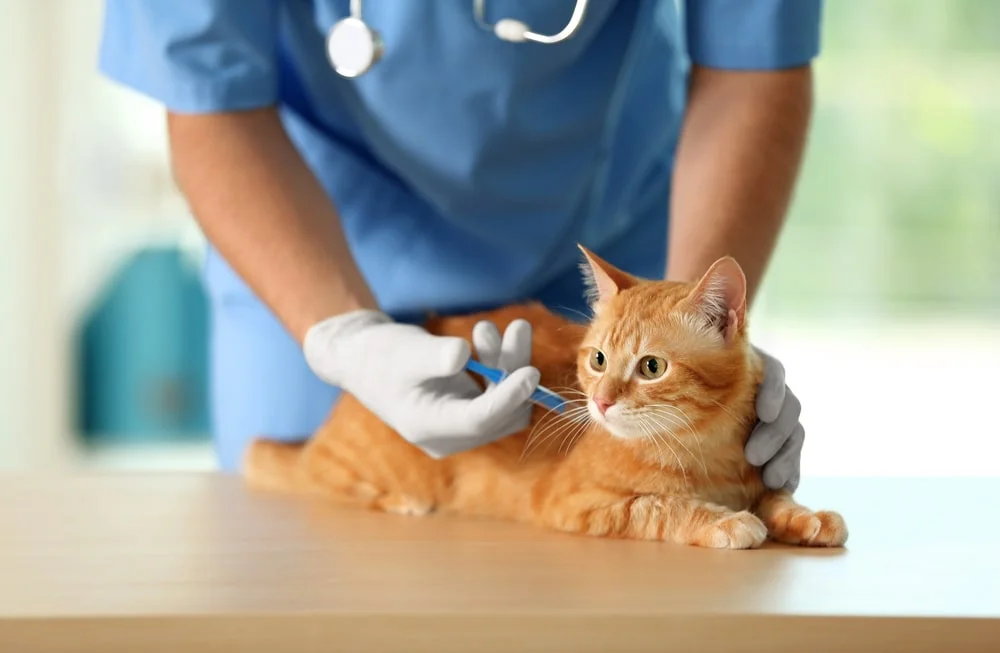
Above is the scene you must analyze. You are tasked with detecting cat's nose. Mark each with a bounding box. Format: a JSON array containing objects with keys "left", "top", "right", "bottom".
[{"left": 593, "top": 397, "right": 615, "bottom": 415}]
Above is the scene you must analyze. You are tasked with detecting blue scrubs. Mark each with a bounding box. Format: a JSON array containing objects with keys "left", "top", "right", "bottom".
[{"left": 99, "top": 0, "right": 822, "bottom": 470}]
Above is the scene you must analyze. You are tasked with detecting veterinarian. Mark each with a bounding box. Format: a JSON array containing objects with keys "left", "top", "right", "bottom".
[{"left": 99, "top": 0, "right": 820, "bottom": 483}]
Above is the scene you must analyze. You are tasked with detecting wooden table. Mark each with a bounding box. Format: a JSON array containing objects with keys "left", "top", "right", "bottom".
[{"left": 1, "top": 474, "right": 997, "bottom": 652}]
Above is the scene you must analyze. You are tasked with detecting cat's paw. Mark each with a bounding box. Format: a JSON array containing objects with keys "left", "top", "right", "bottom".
[
  {"left": 768, "top": 507, "right": 848, "bottom": 547},
  {"left": 378, "top": 495, "right": 435, "bottom": 517},
  {"left": 692, "top": 511, "right": 768, "bottom": 550}
]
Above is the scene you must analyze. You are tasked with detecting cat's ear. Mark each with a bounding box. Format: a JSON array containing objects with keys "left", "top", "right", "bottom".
[
  {"left": 578, "top": 244, "right": 636, "bottom": 307},
  {"left": 687, "top": 256, "right": 747, "bottom": 344}
]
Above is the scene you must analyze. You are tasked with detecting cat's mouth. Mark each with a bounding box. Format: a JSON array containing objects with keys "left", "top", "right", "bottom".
[
  {"left": 588, "top": 402, "right": 687, "bottom": 442},
  {"left": 587, "top": 401, "right": 645, "bottom": 440}
]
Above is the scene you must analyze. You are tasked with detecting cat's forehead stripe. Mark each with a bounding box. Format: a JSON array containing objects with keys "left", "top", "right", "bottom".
[{"left": 607, "top": 314, "right": 641, "bottom": 353}]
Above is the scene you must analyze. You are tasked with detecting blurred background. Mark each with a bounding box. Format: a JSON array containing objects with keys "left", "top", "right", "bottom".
[{"left": 1, "top": 1, "right": 997, "bottom": 477}]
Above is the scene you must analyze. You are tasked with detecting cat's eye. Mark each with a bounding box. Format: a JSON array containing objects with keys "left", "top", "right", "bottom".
[
  {"left": 637, "top": 356, "right": 668, "bottom": 380},
  {"left": 590, "top": 349, "right": 607, "bottom": 372}
]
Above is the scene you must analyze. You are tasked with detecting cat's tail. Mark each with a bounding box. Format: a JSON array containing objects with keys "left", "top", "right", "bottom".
[{"left": 243, "top": 438, "right": 309, "bottom": 494}]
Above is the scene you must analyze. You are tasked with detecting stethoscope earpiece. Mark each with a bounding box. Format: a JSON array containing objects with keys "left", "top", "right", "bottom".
[
  {"left": 477, "top": 0, "right": 589, "bottom": 45},
  {"left": 328, "top": 0, "right": 589, "bottom": 78},
  {"left": 493, "top": 19, "right": 530, "bottom": 43}
]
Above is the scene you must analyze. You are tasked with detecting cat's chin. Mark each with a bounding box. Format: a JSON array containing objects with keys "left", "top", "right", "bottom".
[{"left": 604, "top": 426, "right": 647, "bottom": 440}]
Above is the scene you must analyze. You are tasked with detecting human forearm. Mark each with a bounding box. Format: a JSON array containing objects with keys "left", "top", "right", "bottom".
[
  {"left": 667, "top": 65, "right": 813, "bottom": 304},
  {"left": 167, "top": 108, "right": 377, "bottom": 342}
]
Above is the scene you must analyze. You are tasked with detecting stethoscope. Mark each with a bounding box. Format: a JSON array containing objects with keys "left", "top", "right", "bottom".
[{"left": 326, "top": 0, "right": 591, "bottom": 78}]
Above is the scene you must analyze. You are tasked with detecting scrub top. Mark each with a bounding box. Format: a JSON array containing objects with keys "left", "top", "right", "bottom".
[{"left": 99, "top": 0, "right": 822, "bottom": 470}]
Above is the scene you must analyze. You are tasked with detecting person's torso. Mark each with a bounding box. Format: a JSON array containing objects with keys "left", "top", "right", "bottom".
[{"left": 206, "top": 0, "right": 689, "bottom": 316}]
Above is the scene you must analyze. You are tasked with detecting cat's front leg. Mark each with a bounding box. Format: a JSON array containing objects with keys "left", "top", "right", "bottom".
[
  {"left": 754, "top": 490, "right": 848, "bottom": 547},
  {"left": 537, "top": 489, "right": 767, "bottom": 549}
]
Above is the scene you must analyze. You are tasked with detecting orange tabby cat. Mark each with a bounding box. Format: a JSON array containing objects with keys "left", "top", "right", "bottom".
[{"left": 244, "top": 247, "right": 847, "bottom": 549}]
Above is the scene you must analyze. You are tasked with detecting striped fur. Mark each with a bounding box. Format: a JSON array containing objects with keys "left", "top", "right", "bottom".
[{"left": 244, "top": 253, "right": 847, "bottom": 549}]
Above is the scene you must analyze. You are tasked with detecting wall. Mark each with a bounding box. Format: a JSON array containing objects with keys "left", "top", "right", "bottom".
[
  {"left": 0, "top": 2, "right": 65, "bottom": 470},
  {"left": 0, "top": 2, "right": 200, "bottom": 470}
]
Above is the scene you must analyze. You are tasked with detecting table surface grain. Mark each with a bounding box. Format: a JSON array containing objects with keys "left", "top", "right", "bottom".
[{"left": 1, "top": 474, "right": 997, "bottom": 652}]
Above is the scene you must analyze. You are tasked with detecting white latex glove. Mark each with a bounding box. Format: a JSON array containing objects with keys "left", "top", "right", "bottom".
[
  {"left": 304, "top": 310, "right": 539, "bottom": 458},
  {"left": 470, "top": 318, "right": 535, "bottom": 437},
  {"left": 745, "top": 348, "right": 805, "bottom": 491}
]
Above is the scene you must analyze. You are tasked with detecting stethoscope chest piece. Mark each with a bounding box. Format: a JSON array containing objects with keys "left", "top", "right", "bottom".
[{"left": 326, "top": 17, "right": 383, "bottom": 78}]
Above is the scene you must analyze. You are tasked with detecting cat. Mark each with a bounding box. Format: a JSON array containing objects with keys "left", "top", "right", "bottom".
[{"left": 243, "top": 246, "right": 847, "bottom": 549}]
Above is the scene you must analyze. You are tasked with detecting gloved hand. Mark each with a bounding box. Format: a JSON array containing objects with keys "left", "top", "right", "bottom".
[
  {"left": 304, "top": 310, "right": 540, "bottom": 458},
  {"left": 470, "top": 318, "right": 536, "bottom": 437},
  {"left": 745, "top": 348, "right": 804, "bottom": 491}
]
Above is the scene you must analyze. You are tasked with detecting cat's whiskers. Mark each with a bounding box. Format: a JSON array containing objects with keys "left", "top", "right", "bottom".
[
  {"left": 524, "top": 401, "right": 588, "bottom": 443},
  {"left": 552, "top": 305, "right": 593, "bottom": 324},
  {"left": 543, "top": 411, "right": 592, "bottom": 459},
  {"left": 644, "top": 410, "right": 707, "bottom": 480},
  {"left": 643, "top": 404, "right": 708, "bottom": 477},
  {"left": 523, "top": 400, "right": 587, "bottom": 445},
  {"left": 637, "top": 414, "right": 687, "bottom": 484},
  {"left": 662, "top": 430, "right": 690, "bottom": 488},
  {"left": 557, "top": 419, "right": 592, "bottom": 456},
  {"left": 536, "top": 387, "right": 592, "bottom": 454},
  {"left": 634, "top": 417, "right": 661, "bottom": 467},
  {"left": 641, "top": 406, "right": 707, "bottom": 474},
  {"left": 660, "top": 404, "right": 698, "bottom": 432},
  {"left": 704, "top": 397, "right": 743, "bottom": 424},
  {"left": 635, "top": 417, "right": 667, "bottom": 471},
  {"left": 642, "top": 403, "right": 698, "bottom": 438},
  {"left": 546, "top": 386, "right": 589, "bottom": 400},
  {"left": 522, "top": 402, "right": 591, "bottom": 461},
  {"left": 522, "top": 415, "right": 580, "bottom": 461},
  {"left": 668, "top": 404, "right": 709, "bottom": 475}
]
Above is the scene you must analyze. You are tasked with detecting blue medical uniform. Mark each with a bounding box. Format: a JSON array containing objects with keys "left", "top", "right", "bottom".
[{"left": 99, "top": 0, "right": 822, "bottom": 470}]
